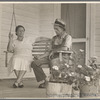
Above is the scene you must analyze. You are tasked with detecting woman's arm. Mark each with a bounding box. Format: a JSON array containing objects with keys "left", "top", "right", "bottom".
[{"left": 7, "top": 33, "right": 14, "bottom": 52}]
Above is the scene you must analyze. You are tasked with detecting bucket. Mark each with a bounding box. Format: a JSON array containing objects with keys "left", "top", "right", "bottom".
[{"left": 46, "top": 82, "right": 72, "bottom": 99}]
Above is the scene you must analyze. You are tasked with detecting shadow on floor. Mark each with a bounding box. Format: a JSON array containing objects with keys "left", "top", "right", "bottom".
[{"left": 0, "top": 78, "right": 47, "bottom": 99}]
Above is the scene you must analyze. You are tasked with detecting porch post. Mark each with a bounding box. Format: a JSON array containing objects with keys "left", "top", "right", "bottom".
[
  {"left": 0, "top": 4, "right": 2, "bottom": 67},
  {"left": 86, "top": 4, "right": 96, "bottom": 64}
]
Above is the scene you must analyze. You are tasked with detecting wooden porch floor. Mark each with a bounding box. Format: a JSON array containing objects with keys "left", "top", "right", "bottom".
[
  {"left": 0, "top": 78, "right": 100, "bottom": 99},
  {"left": 0, "top": 78, "right": 47, "bottom": 99}
]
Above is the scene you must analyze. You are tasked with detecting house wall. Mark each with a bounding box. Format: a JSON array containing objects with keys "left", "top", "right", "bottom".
[
  {"left": 89, "top": 4, "right": 100, "bottom": 63},
  {"left": 0, "top": 5, "right": 2, "bottom": 78},
  {"left": 95, "top": 4, "right": 100, "bottom": 63},
  {"left": 39, "top": 4, "right": 61, "bottom": 38},
  {"left": 0, "top": 3, "right": 61, "bottom": 79}
]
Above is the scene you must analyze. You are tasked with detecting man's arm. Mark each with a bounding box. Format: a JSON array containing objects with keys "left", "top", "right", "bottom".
[{"left": 63, "top": 35, "right": 72, "bottom": 50}]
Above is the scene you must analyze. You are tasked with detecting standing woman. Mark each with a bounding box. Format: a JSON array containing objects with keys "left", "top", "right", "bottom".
[{"left": 7, "top": 25, "right": 33, "bottom": 88}]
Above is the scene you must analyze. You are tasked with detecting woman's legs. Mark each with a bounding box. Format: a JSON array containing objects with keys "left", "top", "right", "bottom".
[
  {"left": 14, "top": 70, "right": 19, "bottom": 79},
  {"left": 16, "top": 70, "right": 26, "bottom": 83},
  {"left": 13, "top": 70, "right": 26, "bottom": 87}
]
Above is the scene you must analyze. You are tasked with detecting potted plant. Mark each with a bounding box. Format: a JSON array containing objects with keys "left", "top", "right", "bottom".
[
  {"left": 78, "top": 57, "right": 100, "bottom": 98},
  {"left": 46, "top": 50, "right": 81, "bottom": 98},
  {"left": 46, "top": 49, "right": 100, "bottom": 98}
]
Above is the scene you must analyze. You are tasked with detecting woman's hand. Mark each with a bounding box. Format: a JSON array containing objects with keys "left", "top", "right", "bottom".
[{"left": 9, "top": 32, "right": 13, "bottom": 41}]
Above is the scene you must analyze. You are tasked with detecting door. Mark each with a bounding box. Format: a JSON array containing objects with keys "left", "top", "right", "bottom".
[{"left": 61, "top": 4, "right": 88, "bottom": 64}]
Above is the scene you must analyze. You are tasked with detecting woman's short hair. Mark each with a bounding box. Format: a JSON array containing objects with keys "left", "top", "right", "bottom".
[
  {"left": 54, "top": 19, "right": 66, "bottom": 31},
  {"left": 15, "top": 25, "right": 25, "bottom": 32}
]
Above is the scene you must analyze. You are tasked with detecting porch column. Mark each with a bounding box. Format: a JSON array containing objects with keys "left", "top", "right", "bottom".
[
  {"left": 86, "top": 4, "right": 96, "bottom": 62},
  {"left": 0, "top": 4, "right": 2, "bottom": 67}
]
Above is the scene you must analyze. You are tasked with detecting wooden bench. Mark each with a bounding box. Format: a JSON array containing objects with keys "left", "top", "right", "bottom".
[
  {"left": 4, "top": 37, "right": 52, "bottom": 68},
  {"left": 32, "top": 37, "right": 51, "bottom": 68},
  {"left": 32, "top": 37, "right": 51, "bottom": 60}
]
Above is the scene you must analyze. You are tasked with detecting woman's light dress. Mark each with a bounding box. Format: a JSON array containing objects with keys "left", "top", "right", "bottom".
[{"left": 8, "top": 37, "right": 33, "bottom": 74}]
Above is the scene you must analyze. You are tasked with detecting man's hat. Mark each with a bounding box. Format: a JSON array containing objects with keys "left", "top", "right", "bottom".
[{"left": 54, "top": 19, "right": 66, "bottom": 30}]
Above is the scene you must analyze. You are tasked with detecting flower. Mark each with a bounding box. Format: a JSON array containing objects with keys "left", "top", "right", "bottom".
[
  {"left": 52, "top": 66, "right": 59, "bottom": 70},
  {"left": 69, "top": 73, "right": 72, "bottom": 76},
  {"left": 79, "top": 49, "right": 84, "bottom": 52},
  {"left": 65, "top": 63, "right": 70, "bottom": 68},
  {"left": 64, "top": 75, "right": 68, "bottom": 78},
  {"left": 71, "top": 72, "right": 75, "bottom": 75},
  {"left": 77, "top": 65, "right": 82, "bottom": 68},
  {"left": 91, "top": 76, "right": 94, "bottom": 79},
  {"left": 87, "top": 65, "right": 92, "bottom": 69},
  {"left": 85, "top": 76, "right": 91, "bottom": 81}
]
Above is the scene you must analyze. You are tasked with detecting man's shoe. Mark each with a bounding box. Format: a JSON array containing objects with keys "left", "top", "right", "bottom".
[
  {"left": 18, "top": 84, "right": 24, "bottom": 88},
  {"left": 38, "top": 82, "right": 46, "bottom": 88}
]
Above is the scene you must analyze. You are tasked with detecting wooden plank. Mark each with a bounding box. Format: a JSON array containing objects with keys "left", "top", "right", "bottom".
[
  {"left": 32, "top": 52, "right": 44, "bottom": 55},
  {"left": 95, "top": 47, "right": 100, "bottom": 52},
  {"left": 32, "top": 50, "right": 47, "bottom": 52},
  {"left": 33, "top": 44, "right": 50, "bottom": 46},
  {"left": 95, "top": 41, "right": 100, "bottom": 46},
  {"left": 95, "top": 23, "right": 100, "bottom": 29},
  {"left": 95, "top": 36, "right": 100, "bottom": 41},
  {"left": 95, "top": 51, "right": 100, "bottom": 55},
  {"left": 33, "top": 47, "right": 49, "bottom": 50},
  {"left": 2, "top": 7, "right": 39, "bottom": 19},
  {"left": 15, "top": 4, "right": 39, "bottom": 12},
  {"left": 2, "top": 4, "right": 39, "bottom": 13},
  {"left": 95, "top": 29, "right": 100, "bottom": 35},
  {"left": 72, "top": 38, "right": 87, "bottom": 43},
  {"left": 40, "top": 25, "right": 53, "bottom": 31}
]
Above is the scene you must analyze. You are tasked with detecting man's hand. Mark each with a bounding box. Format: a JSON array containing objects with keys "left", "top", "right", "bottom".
[
  {"left": 33, "top": 55, "right": 43, "bottom": 60},
  {"left": 49, "top": 51, "right": 54, "bottom": 60}
]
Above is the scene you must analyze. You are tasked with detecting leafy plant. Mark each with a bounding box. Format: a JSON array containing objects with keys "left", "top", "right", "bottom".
[{"left": 49, "top": 49, "right": 100, "bottom": 90}]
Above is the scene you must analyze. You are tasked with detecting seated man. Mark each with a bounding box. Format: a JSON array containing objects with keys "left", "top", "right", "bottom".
[{"left": 31, "top": 18, "right": 72, "bottom": 88}]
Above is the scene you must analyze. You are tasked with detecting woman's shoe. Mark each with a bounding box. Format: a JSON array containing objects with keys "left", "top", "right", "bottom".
[
  {"left": 18, "top": 82, "right": 24, "bottom": 88},
  {"left": 13, "top": 82, "right": 19, "bottom": 88}
]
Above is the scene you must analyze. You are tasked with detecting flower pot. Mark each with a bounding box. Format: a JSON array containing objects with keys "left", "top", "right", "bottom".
[
  {"left": 46, "top": 82, "right": 72, "bottom": 98},
  {"left": 80, "top": 85, "right": 98, "bottom": 98},
  {"left": 72, "top": 88, "right": 80, "bottom": 98}
]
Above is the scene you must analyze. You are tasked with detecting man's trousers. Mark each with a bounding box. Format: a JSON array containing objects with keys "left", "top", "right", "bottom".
[{"left": 31, "top": 57, "right": 50, "bottom": 82}]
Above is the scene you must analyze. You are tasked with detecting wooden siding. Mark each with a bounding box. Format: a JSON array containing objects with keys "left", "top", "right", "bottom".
[
  {"left": 95, "top": 4, "right": 100, "bottom": 63},
  {"left": 0, "top": 5, "right": 2, "bottom": 79},
  {"left": 0, "top": 4, "right": 61, "bottom": 79},
  {"left": 39, "top": 4, "right": 61, "bottom": 38}
]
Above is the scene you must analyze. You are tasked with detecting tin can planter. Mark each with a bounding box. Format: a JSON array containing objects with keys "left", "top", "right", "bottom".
[
  {"left": 80, "top": 85, "right": 98, "bottom": 98},
  {"left": 46, "top": 82, "right": 72, "bottom": 99}
]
